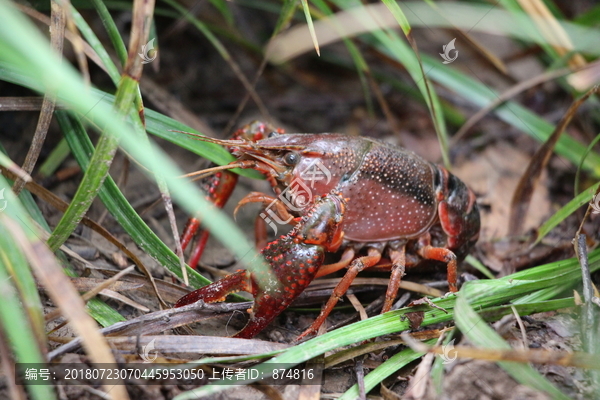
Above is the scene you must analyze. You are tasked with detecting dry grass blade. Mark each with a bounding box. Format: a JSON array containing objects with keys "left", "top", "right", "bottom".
[
  {"left": 125, "top": 0, "right": 189, "bottom": 287},
  {"left": 56, "top": 0, "right": 90, "bottom": 84},
  {"left": 161, "top": 187, "right": 187, "bottom": 286},
  {"left": 0, "top": 96, "right": 67, "bottom": 111},
  {"left": 0, "top": 152, "right": 32, "bottom": 183},
  {"left": 508, "top": 85, "right": 599, "bottom": 236},
  {"left": 451, "top": 65, "right": 580, "bottom": 146},
  {"left": 404, "top": 334, "right": 600, "bottom": 370},
  {"left": 568, "top": 59, "right": 600, "bottom": 91},
  {"left": 347, "top": 293, "right": 368, "bottom": 321},
  {"left": 94, "top": 268, "right": 189, "bottom": 303},
  {"left": 1, "top": 166, "right": 167, "bottom": 307},
  {"left": 48, "top": 300, "right": 253, "bottom": 360},
  {"left": 2, "top": 216, "right": 129, "bottom": 399},
  {"left": 574, "top": 181, "right": 600, "bottom": 240},
  {"left": 12, "top": 1, "right": 64, "bottom": 196},
  {"left": 125, "top": 0, "right": 154, "bottom": 80},
  {"left": 309, "top": 277, "right": 444, "bottom": 298},
  {"left": 44, "top": 266, "right": 138, "bottom": 322},
  {"left": 517, "top": 0, "right": 586, "bottom": 68},
  {"left": 403, "top": 335, "right": 443, "bottom": 400},
  {"left": 106, "top": 335, "right": 288, "bottom": 357},
  {"left": 299, "top": 354, "right": 324, "bottom": 400},
  {"left": 355, "top": 358, "right": 366, "bottom": 400},
  {"left": 324, "top": 330, "right": 444, "bottom": 369},
  {"left": 455, "top": 29, "right": 508, "bottom": 75},
  {"left": 65, "top": 277, "right": 144, "bottom": 293},
  {"left": 14, "top": 4, "right": 106, "bottom": 73},
  {"left": 511, "top": 305, "right": 528, "bottom": 349},
  {"left": 93, "top": 289, "right": 149, "bottom": 311}
]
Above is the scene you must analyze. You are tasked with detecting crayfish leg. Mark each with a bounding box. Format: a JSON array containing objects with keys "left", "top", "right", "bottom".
[
  {"left": 180, "top": 170, "right": 239, "bottom": 269},
  {"left": 233, "top": 241, "right": 326, "bottom": 339},
  {"left": 297, "top": 248, "right": 382, "bottom": 341},
  {"left": 315, "top": 248, "right": 355, "bottom": 278},
  {"left": 188, "top": 230, "right": 210, "bottom": 270},
  {"left": 180, "top": 218, "right": 200, "bottom": 251},
  {"left": 174, "top": 270, "right": 252, "bottom": 307},
  {"left": 381, "top": 247, "right": 407, "bottom": 313},
  {"left": 417, "top": 245, "right": 458, "bottom": 293}
]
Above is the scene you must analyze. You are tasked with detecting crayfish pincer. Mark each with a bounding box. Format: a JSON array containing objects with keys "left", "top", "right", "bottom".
[
  {"left": 175, "top": 128, "right": 480, "bottom": 340},
  {"left": 175, "top": 193, "right": 347, "bottom": 339}
]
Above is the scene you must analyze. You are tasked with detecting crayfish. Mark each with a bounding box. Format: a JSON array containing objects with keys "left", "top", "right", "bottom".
[{"left": 175, "top": 122, "right": 480, "bottom": 340}]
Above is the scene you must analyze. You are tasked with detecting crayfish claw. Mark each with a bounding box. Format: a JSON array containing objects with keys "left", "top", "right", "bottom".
[
  {"left": 174, "top": 193, "right": 347, "bottom": 339},
  {"left": 174, "top": 270, "right": 251, "bottom": 308}
]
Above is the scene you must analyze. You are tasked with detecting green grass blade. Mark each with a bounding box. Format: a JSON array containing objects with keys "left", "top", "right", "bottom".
[
  {"left": 85, "top": 299, "right": 126, "bottom": 327},
  {"left": 70, "top": 4, "right": 121, "bottom": 84},
  {"left": 268, "top": 2, "right": 600, "bottom": 173},
  {"left": 273, "top": 0, "right": 299, "bottom": 35},
  {"left": 207, "top": 0, "right": 234, "bottom": 26},
  {"left": 175, "top": 294, "right": 581, "bottom": 398},
  {"left": 176, "top": 245, "right": 599, "bottom": 398},
  {"left": 335, "top": 0, "right": 450, "bottom": 166},
  {"left": 0, "top": 251, "right": 56, "bottom": 400},
  {"left": 37, "top": 138, "right": 70, "bottom": 178},
  {"left": 575, "top": 133, "right": 600, "bottom": 196},
  {"left": 300, "top": 0, "right": 320, "bottom": 56},
  {"left": 498, "top": 0, "right": 561, "bottom": 61},
  {"left": 45, "top": 130, "right": 119, "bottom": 251},
  {"left": 0, "top": 222, "right": 45, "bottom": 344},
  {"left": 6, "top": 155, "right": 126, "bottom": 326},
  {"left": 0, "top": 174, "right": 129, "bottom": 397},
  {"left": 420, "top": 54, "right": 600, "bottom": 175},
  {"left": 338, "top": 339, "right": 437, "bottom": 399},
  {"left": 0, "top": 61, "right": 260, "bottom": 179},
  {"left": 574, "top": 3, "right": 600, "bottom": 26},
  {"left": 381, "top": 0, "right": 410, "bottom": 35},
  {"left": 535, "top": 181, "right": 600, "bottom": 244},
  {"left": 90, "top": 0, "right": 128, "bottom": 66},
  {"left": 465, "top": 254, "right": 495, "bottom": 280},
  {"left": 455, "top": 293, "right": 570, "bottom": 399},
  {"left": 310, "top": 0, "right": 374, "bottom": 116},
  {"left": 57, "top": 111, "right": 211, "bottom": 288},
  {"left": 0, "top": 0, "right": 253, "bottom": 290},
  {"left": 179, "top": 245, "right": 600, "bottom": 397}
]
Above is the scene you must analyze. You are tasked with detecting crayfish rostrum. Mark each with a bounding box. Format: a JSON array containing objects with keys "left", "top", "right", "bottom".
[{"left": 175, "top": 123, "right": 480, "bottom": 340}]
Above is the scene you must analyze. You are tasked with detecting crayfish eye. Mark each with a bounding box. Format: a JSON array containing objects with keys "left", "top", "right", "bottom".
[
  {"left": 268, "top": 131, "right": 280, "bottom": 138},
  {"left": 283, "top": 152, "right": 300, "bottom": 166}
]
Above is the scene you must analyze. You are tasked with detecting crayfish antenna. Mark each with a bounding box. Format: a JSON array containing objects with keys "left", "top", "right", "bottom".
[
  {"left": 170, "top": 130, "right": 255, "bottom": 148},
  {"left": 181, "top": 161, "right": 257, "bottom": 182}
]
